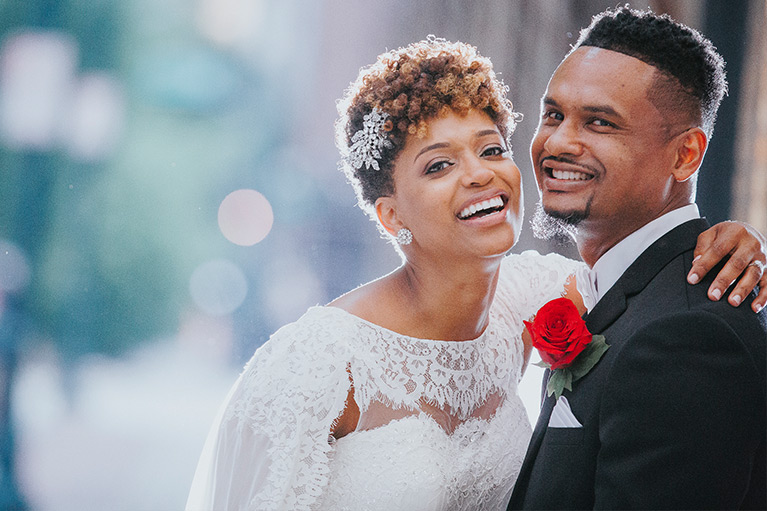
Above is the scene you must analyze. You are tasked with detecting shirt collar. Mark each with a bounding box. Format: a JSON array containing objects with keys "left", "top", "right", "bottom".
[{"left": 587, "top": 204, "right": 700, "bottom": 310}]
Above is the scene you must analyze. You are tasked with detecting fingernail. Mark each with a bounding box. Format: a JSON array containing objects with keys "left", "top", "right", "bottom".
[
  {"left": 731, "top": 294, "right": 741, "bottom": 306},
  {"left": 755, "top": 304, "right": 764, "bottom": 314},
  {"left": 711, "top": 288, "right": 722, "bottom": 300},
  {"left": 688, "top": 273, "right": 699, "bottom": 284},
  {"left": 693, "top": 255, "right": 702, "bottom": 263}
]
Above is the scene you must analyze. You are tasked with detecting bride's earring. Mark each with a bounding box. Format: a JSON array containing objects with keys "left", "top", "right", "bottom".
[{"left": 396, "top": 228, "right": 413, "bottom": 245}]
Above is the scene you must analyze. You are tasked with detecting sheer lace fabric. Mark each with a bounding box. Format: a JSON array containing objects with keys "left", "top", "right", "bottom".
[
  {"left": 318, "top": 396, "right": 531, "bottom": 510},
  {"left": 349, "top": 316, "right": 516, "bottom": 434},
  {"left": 186, "top": 250, "right": 583, "bottom": 511}
]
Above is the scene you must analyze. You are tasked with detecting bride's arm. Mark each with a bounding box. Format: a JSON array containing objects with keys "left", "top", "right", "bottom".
[
  {"left": 186, "top": 311, "right": 353, "bottom": 511},
  {"left": 186, "top": 402, "right": 274, "bottom": 511},
  {"left": 562, "top": 274, "right": 585, "bottom": 314}
]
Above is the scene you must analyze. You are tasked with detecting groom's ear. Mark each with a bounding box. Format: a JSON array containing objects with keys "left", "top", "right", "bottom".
[
  {"left": 672, "top": 128, "right": 707, "bottom": 182},
  {"left": 375, "top": 196, "right": 403, "bottom": 237}
]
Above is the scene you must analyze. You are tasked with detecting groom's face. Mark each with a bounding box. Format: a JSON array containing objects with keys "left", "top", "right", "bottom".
[{"left": 530, "top": 47, "right": 681, "bottom": 245}]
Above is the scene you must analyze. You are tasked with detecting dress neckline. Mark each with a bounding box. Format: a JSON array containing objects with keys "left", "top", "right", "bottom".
[{"left": 315, "top": 305, "right": 492, "bottom": 345}]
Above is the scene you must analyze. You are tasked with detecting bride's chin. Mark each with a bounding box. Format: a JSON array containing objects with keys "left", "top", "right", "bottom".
[{"left": 477, "top": 231, "right": 517, "bottom": 259}]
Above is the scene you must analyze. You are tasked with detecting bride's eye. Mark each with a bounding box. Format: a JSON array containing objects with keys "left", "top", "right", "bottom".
[
  {"left": 426, "top": 160, "right": 451, "bottom": 174},
  {"left": 482, "top": 146, "right": 507, "bottom": 157}
]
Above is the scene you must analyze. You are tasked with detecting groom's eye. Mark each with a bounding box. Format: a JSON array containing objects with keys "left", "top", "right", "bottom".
[
  {"left": 591, "top": 118, "right": 614, "bottom": 127},
  {"left": 542, "top": 111, "right": 563, "bottom": 122}
]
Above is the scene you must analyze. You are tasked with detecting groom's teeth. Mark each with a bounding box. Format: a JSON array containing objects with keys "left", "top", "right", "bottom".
[
  {"left": 459, "top": 196, "right": 504, "bottom": 219},
  {"left": 552, "top": 169, "right": 590, "bottom": 181}
]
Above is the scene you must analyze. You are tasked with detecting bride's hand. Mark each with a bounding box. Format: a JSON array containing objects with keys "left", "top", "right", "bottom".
[{"left": 688, "top": 221, "right": 766, "bottom": 312}]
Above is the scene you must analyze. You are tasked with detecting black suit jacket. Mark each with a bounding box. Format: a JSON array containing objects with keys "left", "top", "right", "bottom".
[{"left": 508, "top": 219, "right": 767, "bottom": 510}]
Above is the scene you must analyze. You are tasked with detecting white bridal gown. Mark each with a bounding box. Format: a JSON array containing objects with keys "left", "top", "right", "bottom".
[{"left": 186, "top": 251, "right": 582, "bottom": 511}]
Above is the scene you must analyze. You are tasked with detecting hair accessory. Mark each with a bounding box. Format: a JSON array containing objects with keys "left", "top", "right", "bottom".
[
  {"left": 348, "top": 107, "right": 393, "bottom": 171},
  {"left": 396, "top": 228, "right": 413, "bottom": 245}
]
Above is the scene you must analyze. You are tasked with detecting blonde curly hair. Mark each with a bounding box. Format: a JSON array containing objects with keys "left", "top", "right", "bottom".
[{"left": 336, "top": 36, "right": 519, "bottom": 217}]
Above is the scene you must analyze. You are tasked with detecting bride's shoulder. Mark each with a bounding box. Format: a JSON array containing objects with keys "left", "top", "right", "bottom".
[
  {"left": 224, "top": 306, "right": 355, "bottom": 433},
  {"left": 501, "top": 249, "right": 581, "bottom": 271},
  {"left": 262, "top": 306, "right": 357, "bottom": 349},
  {"left": 234, "top": 306, "right": 356, "bottom": 401},
  {"left": 243, "top": 306, "right": 357, "bottom": 373},
  {"left": 494, "top": 250, "right": 584, "bottom": 318},
  {"left": 499, "top": 250, "right": 584, "bottom": 285}
]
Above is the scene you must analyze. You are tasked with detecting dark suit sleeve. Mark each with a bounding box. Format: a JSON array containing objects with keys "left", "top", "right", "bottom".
[{"left": 594, "top": 311, "right": 764, "bottom": 509}]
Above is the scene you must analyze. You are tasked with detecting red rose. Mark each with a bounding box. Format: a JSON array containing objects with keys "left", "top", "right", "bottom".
[{"left": 524, "top": 297, "right": 592, "bottom": 370}]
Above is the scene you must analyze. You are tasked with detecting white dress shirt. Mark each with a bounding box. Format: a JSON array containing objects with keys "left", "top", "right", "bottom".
[{"left": 577, "top": 204, "right": 701, "bottom": 312}]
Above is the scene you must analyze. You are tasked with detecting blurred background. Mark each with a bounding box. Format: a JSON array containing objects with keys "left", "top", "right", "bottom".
[{"left": 0, "top": 0, "right": 764, "bottom": 509}]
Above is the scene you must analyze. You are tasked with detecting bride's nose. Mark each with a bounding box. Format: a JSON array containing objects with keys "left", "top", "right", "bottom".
[{"left": 461, "top": 158, "right": 494, "bottom": 187}]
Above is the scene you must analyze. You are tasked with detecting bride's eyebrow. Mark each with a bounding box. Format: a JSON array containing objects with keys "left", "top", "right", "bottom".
[
  {"left": 413, "top": 129, "right": 502, "bottom": 162},
  {"left": 414, "top": 142, "right": 449, "bottom": 163},
  {"left": 475, "top": 129, "right": 501, "bottom": 139}
]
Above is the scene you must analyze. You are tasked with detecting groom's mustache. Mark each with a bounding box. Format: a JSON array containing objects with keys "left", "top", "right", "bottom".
[{"left": 539, "top": 155, "right": 600, "bottom": 177}]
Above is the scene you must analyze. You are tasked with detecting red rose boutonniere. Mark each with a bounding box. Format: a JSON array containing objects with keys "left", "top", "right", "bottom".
[{"left": 524, "top": 297, "right": 609, "bottom": 399}]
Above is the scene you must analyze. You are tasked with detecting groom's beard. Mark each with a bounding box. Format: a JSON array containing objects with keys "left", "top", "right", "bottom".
[{"left": 530, "top": 200, "right": 581, "bottom": 244}]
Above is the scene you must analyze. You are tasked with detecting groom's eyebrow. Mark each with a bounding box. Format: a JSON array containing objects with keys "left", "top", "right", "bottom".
[
  {"left": 543, "top": 96, "right": 625, "bottom": 123},
  {"left": 544, "top": 96, "right": 618, "bottom": 113},
  {"left": 583, "top": 104, "right": 622, "bottom": 119},
  {"left": 542, "top": 97, "right": 559, "bottom": 110}
]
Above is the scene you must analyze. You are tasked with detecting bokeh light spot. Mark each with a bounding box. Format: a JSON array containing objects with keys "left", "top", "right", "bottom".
[
  {"left": 189, "top": 259, "right": 248, "bottom": 316},
  {"left": 218, "top": 189, "right": 274, "bottom": 246}
]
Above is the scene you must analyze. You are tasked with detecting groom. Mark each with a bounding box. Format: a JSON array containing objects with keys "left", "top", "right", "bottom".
[{"left": 509, "top": 7, "right": 766, "bottom": 509}]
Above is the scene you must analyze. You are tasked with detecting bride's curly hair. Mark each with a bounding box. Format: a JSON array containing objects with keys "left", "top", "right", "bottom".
[{"left": 336, "top": 36, "right": 519, "bottom": 218}]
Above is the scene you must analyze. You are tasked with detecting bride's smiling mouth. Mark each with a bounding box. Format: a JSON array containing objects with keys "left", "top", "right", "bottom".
[{"left": 457, "top": 193, "right": 509, "bottom": 220}]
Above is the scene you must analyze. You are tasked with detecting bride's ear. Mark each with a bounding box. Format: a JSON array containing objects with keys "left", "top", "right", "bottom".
[{"left": 375, "top": 196, "right": 403, "bottom": 237}]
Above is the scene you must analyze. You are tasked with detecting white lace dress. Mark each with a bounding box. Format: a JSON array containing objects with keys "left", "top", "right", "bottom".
[{"left": 186, "top": 251, "right": 582, "bottom": 511}]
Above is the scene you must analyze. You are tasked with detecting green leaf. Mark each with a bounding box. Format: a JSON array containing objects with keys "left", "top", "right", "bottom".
[
  {"left": 546, "top": 368, "right": 573, "bottom": 399},
  {"left": 569, "top": 335, "right": 610, "bottom": 381},
  {"left": 533, "top": 360, "right": 550, "bottom": 369}
]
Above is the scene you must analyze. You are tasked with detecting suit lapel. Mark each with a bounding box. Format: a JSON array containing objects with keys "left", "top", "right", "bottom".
[
  {"left": 585, "top": 218, "right": 710, "bottom": 333},
  {"left": 509, "top": 380, "right": 557, "bottom": 507},
  {"left": 584, "top": 282, "right": 627, "bottom": 333}
]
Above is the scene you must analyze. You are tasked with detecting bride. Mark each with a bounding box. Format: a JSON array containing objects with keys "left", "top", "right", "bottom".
[{"left": 186, "top": 37, "right": 766, "bottom": 510}]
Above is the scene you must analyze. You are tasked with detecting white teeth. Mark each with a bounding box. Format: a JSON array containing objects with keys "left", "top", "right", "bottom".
[
  {"left": 458, "top": 196, "right": 504, "bottom": 219},
  {"left": 552, "top": 169, "right": 590, "bottom": 181}
]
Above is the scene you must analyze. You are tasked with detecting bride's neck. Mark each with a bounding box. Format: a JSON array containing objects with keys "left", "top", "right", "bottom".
[{"left": 388, "top": 255, "right": 502, "bottom": 340}]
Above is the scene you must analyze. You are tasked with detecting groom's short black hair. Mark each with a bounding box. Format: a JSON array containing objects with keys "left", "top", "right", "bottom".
[{"left": 572, "top": 5, "right": 727, "bottom": 137}]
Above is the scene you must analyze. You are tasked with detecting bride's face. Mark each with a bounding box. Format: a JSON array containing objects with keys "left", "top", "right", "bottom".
[{"left": 378, "top": 109, "right": 523, "bottom": 261}]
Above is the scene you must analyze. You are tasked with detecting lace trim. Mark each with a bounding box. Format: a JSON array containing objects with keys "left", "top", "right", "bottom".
[
  {"left": 349, "top": 316, "right": 518, "bottom": 420},
  {"left": 224, "top": 311, "right": 352, "bottom": 510}
]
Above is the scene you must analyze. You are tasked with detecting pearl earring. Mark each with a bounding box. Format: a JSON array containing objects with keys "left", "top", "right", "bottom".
[{"left": 396, "top": 228, "right": 413, "bottom": 245}]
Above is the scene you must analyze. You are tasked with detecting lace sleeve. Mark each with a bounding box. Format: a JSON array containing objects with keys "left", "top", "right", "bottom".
[
  {"left": 185, "top": 308, "right": 352, "bottom": 511},
  {"left": 494, "top": 250, "right": 585, "bottom": 325}
]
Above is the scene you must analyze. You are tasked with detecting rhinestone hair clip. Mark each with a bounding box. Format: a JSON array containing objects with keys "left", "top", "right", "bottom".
[{"left": 348, "top": 107, "right": 393, "bottom": 171}]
